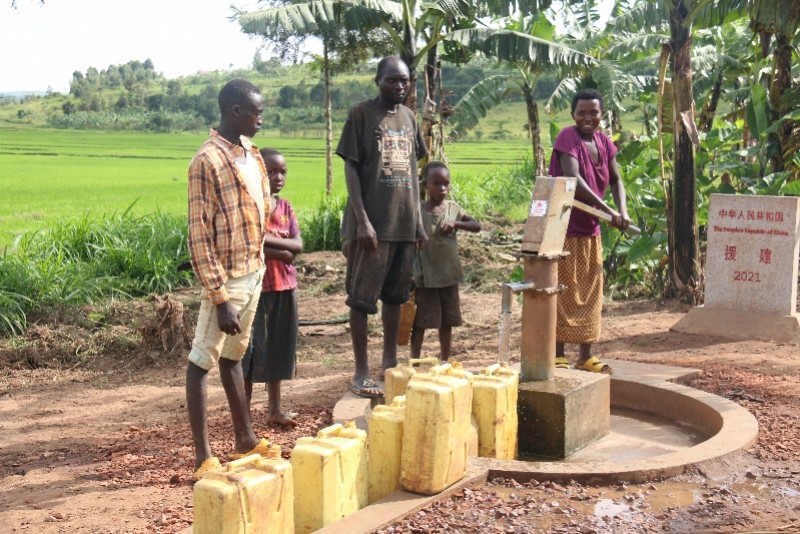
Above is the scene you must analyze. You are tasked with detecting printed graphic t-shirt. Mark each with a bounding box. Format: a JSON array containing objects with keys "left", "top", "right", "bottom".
[
  {"left": 548, "top": 125, "right": 618, "bottom": 237},
  {"left": 336, "top": 98, "right": 428, "bottom": 242}
]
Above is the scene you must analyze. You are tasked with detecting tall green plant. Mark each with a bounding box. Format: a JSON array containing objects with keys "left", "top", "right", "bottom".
[
  {"left": 0, "top": 211, "right": 194, "bottom": 336},
  {"left": 299, "top": 194, "right": 346, "bottom": 252}
]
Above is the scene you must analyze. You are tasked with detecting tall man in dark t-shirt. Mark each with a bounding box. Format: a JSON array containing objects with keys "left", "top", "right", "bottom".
[{"left": 336, "top": 56, "right": 428, "bottom": 398}]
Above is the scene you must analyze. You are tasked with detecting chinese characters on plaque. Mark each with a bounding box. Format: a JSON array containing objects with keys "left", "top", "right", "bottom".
[{"left": 705, "top": 194, "right": 800, "bottom": 316}]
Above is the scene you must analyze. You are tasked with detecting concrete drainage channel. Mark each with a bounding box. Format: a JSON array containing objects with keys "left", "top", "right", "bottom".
[{"left": 320, "top": 359, "right": 758, "bottom": 534}]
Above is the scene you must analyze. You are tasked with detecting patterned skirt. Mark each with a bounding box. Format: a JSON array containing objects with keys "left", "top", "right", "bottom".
[{"left": 556, "top": 235, "right": 603, "bottom": 344}]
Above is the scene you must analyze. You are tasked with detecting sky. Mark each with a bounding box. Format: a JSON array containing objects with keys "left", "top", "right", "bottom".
[{"left": 0, "top": 0, "right": 268, "bottom": 93}]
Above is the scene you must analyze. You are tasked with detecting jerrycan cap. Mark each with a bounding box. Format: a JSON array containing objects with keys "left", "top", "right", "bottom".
[{"left": 267, "top": 444, "right": 282, "bottom": 459}]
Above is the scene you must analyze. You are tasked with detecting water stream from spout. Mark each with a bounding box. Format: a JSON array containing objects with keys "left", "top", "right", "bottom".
[{"left": 498, "top": 311, "right": 511, "bottom": 363}]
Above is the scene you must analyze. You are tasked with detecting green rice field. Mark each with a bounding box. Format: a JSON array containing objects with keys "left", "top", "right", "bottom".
[{"left": 0, "top": 127, "right": 534, "bottom": 247}]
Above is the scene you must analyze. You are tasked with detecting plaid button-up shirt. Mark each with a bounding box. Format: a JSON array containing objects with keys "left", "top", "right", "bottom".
[{"left": 188, "top": 130, "right": 270, "bottom": 305}]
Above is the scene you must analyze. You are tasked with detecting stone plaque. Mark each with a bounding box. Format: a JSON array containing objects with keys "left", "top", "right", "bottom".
[{"left": 705, "top": 194, "right": 800, "bottom": 315}]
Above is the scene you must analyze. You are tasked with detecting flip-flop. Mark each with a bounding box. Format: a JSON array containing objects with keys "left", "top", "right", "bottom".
[
  {"left": 575, "top": 356, "right": 612, "bottom": 374},
  {"left": 266, "top": 413, "right": 298, "bottom": 428},
  {"left": 192, "top": 456, "right": 221, "bottom": 482},
  {"left": 555, "top": 356, "right": 570, "bottom": 369},
  {"left": 229, "top": 438, "right": 271, "bottom": 460},
  {"left": 347, "top": 377, "right": 384, "bottom": 399}
]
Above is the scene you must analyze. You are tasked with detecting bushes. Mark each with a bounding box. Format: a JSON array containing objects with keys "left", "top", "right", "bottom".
[
  {"left": 0, "top": 196, "right": 347, "bottom": 336},
  {"left": 450, "top": 155, "right": 535, "bottom": 222},
  {"left": 298, "top": 195, "right": 346, "bottom": 253},
  {"left": 47, "top": 110, "right": 205, "bottom": 132},
  {"left": 0, "top": 211, "right": 194, "bottom": 335}
]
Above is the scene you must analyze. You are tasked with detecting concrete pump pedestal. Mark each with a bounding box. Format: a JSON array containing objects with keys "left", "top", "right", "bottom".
[{"left": 517, "top": 369, "right": 609, "bottom": 459}]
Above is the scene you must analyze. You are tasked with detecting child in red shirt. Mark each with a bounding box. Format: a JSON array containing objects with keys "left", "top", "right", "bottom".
[{"left": 242, "top": 148, "right": 302, "bottom": 426}]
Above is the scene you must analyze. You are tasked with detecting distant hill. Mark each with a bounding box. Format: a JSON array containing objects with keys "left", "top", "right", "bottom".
[
  {"left": 0, "top": 91, "right": 47, "bottom": 99},
  {"left": 0, "top": 58, "right": 542, "bottom": 138}
]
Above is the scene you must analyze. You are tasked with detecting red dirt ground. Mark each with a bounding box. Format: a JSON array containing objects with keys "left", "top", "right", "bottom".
[{"left": 1, "top": 238, "right": 799, "bottom": 533}]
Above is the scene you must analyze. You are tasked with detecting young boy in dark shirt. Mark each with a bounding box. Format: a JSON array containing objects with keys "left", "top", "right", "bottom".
[{"left": 410, "top": 162, "right": 480, "bottom": 361}]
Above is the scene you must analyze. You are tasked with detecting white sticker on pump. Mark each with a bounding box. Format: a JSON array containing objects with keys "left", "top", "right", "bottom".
[
  {"left": 565, "top": 179, "right": 576, "bottom": 191},
  {"left": 530, "top": 200, "right": 548, "bottom": 217}
]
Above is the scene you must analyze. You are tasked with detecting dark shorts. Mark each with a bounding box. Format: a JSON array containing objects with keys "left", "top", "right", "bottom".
[
  {"left": 413, "top": 285, "right": 462, "bottom": 329},
  {"left": 343, "top": 240, "right": 414, "bottom": 314},
  {"left": 242, "top": 290, "right": 297, "bottom": 383}
]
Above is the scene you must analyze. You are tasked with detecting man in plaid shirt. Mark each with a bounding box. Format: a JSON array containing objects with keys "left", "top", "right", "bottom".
[{"left": 185, "top": 79, "right": 273, "bottom": 481}]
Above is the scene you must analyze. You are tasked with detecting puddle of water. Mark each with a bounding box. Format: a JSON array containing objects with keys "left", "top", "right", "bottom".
[
  {"left": 780, "top": 486, "right": 800, "bottom": 497},
  {"left": 485, "top": 481, "right": 701, "bottom": 529},
  {"left": 731, "top": 481, "right": 800, "bottom": 499},
  {"left": 594, "top": 498, "right": 630, "bottom": 518},
  {"left": 489, "top": 482, "right": 700, "bottom": 511},
  {"left": 603, "top": 483, "right": 698, "bottom": 510}
]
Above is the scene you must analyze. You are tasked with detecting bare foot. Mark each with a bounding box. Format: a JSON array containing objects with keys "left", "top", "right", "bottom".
[{"left": 266, "top": 412, "right": 298, "bottom": 428}]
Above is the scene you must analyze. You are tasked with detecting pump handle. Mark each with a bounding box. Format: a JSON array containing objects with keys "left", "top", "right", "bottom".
[{"left": 569, "top": 200, "right": 642, "bottom": 235}]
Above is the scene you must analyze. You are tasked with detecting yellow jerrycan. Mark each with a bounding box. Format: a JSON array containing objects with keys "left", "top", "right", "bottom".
[
  {"left": 468, "top": 415, "right": 480, "bottom": 457},
  {"left": 400, "top": 362, "right": 473, "bottom": 495},
  {"left": 193, "top": 446, "right": 293, "bottom": 534},
  {"left": 384, "top": 357, "right": 438, "bottom": 405},
  {"left": 368, "top": 395, "right": 406, "bottom": 504},
  {"left": 291, "top": 421, "right": 368, "bottom": 533},
  {"left": 396, "top": 290, "right": 416, "bottom": 346},
  {"left": 472, "top": 363, "right": 519, "bottom": 460}
]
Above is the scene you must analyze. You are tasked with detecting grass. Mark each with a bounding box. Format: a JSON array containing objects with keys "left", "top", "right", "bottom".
[
  {"left": 0, "top": 125, "right": 536, "bottom": 247},
  {"left": 0, "top": 209, "right": 195, "bottom": 335},
  {"left": 0, "top": 123, "right": 542, "bottom": 335}
]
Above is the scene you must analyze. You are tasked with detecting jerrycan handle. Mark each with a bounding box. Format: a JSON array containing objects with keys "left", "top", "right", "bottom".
[
  {"left": 391, "top": 395, "right": 406, "bottom": 407},
  {"left": 316, "top": 423, "right": 344, "bottom": 439},
  {"left": 409, "top": 357, "right": 438, "bottom": 366},
  {"left": 224, "top": 453, "right": 263, "bottom": 471},
  {"left": 430, "top": 362, "right": 453, "bottom": 376},
  {"left": 483, "top": 363, "right": 501, "bottom": 375}
]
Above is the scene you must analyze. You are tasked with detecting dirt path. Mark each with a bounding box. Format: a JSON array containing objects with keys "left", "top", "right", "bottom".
[{"left": 1, "top": 246, "right": 799, "bottom": 533}]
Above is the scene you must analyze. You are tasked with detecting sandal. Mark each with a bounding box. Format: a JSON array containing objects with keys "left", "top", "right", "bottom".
[
  {"left": 192, "top": 456, "right": 221, "bottom": 482},
  {"left": 229, "top": 438, "right": 271, "bottom": 460},
  {"left": 555, "top": 356, "right": 570, "bottom": 369},
  {"left": 347, "top": 377, "right": 384, "bottom": 399},
  {"left": 575, "top": 356, "right": 612, "bottom": 374},
  {"left": 266, "top": 412, "right": 298, "bottom": 428}
]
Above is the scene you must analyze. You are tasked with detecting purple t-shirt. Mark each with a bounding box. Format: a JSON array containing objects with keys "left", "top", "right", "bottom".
[{"left": 548, "top": 126, "right": 617, "bottom": 237}]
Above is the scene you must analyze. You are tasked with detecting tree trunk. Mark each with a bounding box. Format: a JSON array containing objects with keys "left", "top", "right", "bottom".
[
  {"left": 400, "top": 13, "right": 417, "bottom": 114},
  {"left": 698, "top": 69, "right": 723, "bottom": 133},
  {"left": 421, "top": 45, "right": 439, "bottom": 160},
  {"left": 323, "top": 38, "right": 334, "bottom": 196},
  {"left": 668, "top": 1, "right": 701, "bottom": 304},
  {"left": 610, "top": 109, "right": 623, "bottom": 142},
  {"left": 523, "top": 85, "right": 545, "bottom": 176},
  {"left": 770, "top": 34, "right": 792, "bottom": 173}
]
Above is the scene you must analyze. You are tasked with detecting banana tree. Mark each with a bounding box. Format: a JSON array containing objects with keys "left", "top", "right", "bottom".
[
  {"left": 691, "top": 21, "right": 750, "bottom": 132},
  {"left": 750, "top": 0, "right": 800, "bottom": 175},
  {"left": 240, "top": 0, "right": 552, "bottom": 171},
  {"left": 543, "top": 0, "right": 656, "bottom": 134},
  {"left": 611, "top": 0, "right": 749, "bottom": 304},
  {"left": 238, "top": 1, "right": 402, "bottom": 195},
  {"left": 445, "top": 16, "right": 596, "bottom": 174}
]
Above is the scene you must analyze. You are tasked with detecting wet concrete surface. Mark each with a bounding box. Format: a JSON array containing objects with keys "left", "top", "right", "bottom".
[{"left": 520, "top": 407, "right": 706, "bottom": 464}]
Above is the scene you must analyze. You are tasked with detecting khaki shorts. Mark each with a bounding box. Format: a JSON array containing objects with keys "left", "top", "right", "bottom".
[
  {"left": 344, "top": 240, "right": 414, "bottom": 314},
  {"left": 188, "top": 269, "right": 265, "bottom": 371}
]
